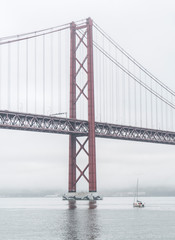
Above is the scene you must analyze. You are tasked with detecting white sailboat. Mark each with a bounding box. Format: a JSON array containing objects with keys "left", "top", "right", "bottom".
[{"left": 133, "top": 179, "right": 144, "bottom": 208}]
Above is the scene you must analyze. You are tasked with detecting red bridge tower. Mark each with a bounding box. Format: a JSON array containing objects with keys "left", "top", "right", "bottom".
[{"left": 69, "top": 18, "right": 96, "bottom": 193}]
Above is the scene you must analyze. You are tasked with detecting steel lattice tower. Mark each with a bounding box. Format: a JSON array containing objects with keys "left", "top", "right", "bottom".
[{"left": 69, "top": 18, "right": 96, "bottom": 192}]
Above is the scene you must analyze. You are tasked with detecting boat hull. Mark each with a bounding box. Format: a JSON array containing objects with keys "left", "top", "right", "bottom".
[{"left": 133, "top": 202, "right": 144, "bottom": 208}]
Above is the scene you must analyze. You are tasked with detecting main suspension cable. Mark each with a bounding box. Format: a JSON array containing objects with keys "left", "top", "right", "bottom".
[{"left": 93, "top": 22, "right": 175, "bottom": 97}]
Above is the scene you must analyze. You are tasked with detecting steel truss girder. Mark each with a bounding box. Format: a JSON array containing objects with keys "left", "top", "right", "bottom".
[
  {"left": 95, "top": 122, "right": 175, "bottom": 145},
  {"left": 0, "top": 110, "right": 88, "bottom": 136},
  {"left": 0, "top": 110, "right": 175, "bottom": 145}
]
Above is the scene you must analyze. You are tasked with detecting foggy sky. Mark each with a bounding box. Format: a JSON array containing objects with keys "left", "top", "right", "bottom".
[{"left": 0, "top": 0, "right": 175, "bottom": 194}]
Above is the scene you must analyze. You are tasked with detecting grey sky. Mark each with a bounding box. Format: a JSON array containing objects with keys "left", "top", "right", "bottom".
[{"left": 0, "top": 0, "right": 175, "bottom": 194}]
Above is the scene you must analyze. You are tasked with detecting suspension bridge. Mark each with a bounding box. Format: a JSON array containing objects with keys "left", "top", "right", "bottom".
[{"left": 0, "top": 18, "right": 175, "bottom": 194}]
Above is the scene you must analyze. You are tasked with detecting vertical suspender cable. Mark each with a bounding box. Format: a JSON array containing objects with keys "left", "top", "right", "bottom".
[
  {"left": 51, "top": 32, "right": 53, "bottom": 114},
  {"left": 139, "top": 68, "right": 142, "bottom": 127},
  {"left": 93, "top": 30, "right": 96, "bottom": 120},
  {"left": 166, "top": 92, "right": 169, "bottom": 130},
  {"left": 150, "top": 77, "right": 153, "bottom": 128},
  {"left": 94, "top": 29, "right": 98, "bottom": 121},
  {"left": 128, "top": 57, "right": 130, "bottom": 125},
  {"left": 95, "top": 31, "right": 98, "bottom": 121},
  {"left": 171, "top": 94, "right": 173, "bottom": 131},
  {"left": 108, "top": 53, "right": 110, "bottom": 123},
  {"left": 104, "top": 41, "right": 106, "bottom": 122},
  {"left": 111, "top": 50, "right": 113, "bottom": 123},
  {"left": 134, "top": 63, "right": 136, "bottom": 126},
  {"left": 108, "top": 47, "right": 111, "bottom": 123},
  {"left": 95, "top": 36, "right": 98, "bottom": 120},
  {"left": 26, "top": 39, "right": 28, "bottom": 113},
  {"left": 100, "top": 46, "right": 103, "bottom": 122},
  {"left": 98, "top": 32, "right": 101, "bottom": 122},
  {"left": 145, "top": 74, "right": 147, "bottom": 128},
  {"left": 43, "top": 35, "right": 45, "bottom": 114},
  {"left": 0, "top": 46, "right": 1, "bottom": 108},
  {"left": 99, "top": 45, "right": 102, "bottom": 122},
  {"left": 155, "top": 82, "right": 158, "bottom": 129},
  {"left": 34, "top": 34, "right": 37, "bottom": 114},
  {"left": 102, "top": 36, "right": 105, "bottom": 122},
  {"left": 122, "top": 54, "right": 125, "bottom": 125},
  {"left": 116, "top": 49, "right": 118, "bottom": 123},
  {"left": 65, "top": 30, "right": 69, "bottom": 116},
  {"left": 161, "top": 87, "right": 163, "bottom": 130},
  {"left": 58, "top": 31, "right": 61, "bottom": 113},
  {"left": 165, "top": 91, "right": 168, "bottom": 130},
  {"left": 17, "top": 40, "right": 19, "bottom": 111},
  {"left": 107, "top": 43, "right": 109, "bottom": 123},
  {"left": 8, "top": 44, "right": 11, "bottom": 110},
  {"left": 105, "top": 39, "right": 107, "bottom": 122}
]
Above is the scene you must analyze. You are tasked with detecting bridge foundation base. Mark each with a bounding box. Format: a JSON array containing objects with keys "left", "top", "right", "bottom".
[{"left": 62, "top": 192, "right": 103, "bottom": 200}]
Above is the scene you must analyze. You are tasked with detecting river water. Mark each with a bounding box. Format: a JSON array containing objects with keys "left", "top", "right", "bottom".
[{"left": 0, "top": 197, "right": 175, "bottom": 240}]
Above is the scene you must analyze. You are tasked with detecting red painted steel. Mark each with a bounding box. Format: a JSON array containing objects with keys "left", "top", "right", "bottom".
[
  {"left": 69, "top": 21, "right": 76, "bottom": 119},
  {"left": 68, "top": 18, "right": 97, "bottom": 192},
  {"left": 69, "top": 22, "right": 76, "bottom": 192},
  {"left": 87, "top": 18, "right": 96, "bottom": 192}
]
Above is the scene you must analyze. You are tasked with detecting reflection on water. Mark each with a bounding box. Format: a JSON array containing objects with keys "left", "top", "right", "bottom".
[
  {"left": 65, "top": 200, "right": 100, "bottom": 240},
  {"left": 68, "top": 200, "right": 97, "bottom": 210},
  {"left": 68, "top": 200, "right": 77, "bottom": 209},
  {"left": 1, "top": 197, "right": 175, "bottom": 240},
  {"left": 89, "top": 200, "right": 97, "bottom": 209}
]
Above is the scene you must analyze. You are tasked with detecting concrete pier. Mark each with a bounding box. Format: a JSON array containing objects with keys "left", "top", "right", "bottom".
[{"left": 62, "top": 192, "right": 103, "bottom": 200}]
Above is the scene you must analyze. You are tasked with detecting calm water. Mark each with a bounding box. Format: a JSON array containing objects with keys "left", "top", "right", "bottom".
[{"left": 0, "top": 197, "right": 175, "bottom": 240}]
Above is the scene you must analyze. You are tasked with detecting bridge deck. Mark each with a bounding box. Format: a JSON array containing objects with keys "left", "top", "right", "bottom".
[{"left": 0, "top": 110, "right": 175, "bottom": 145}]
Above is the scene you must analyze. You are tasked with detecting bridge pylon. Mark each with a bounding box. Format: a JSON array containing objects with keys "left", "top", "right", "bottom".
[{"left": 69, "top": 18, "right": 96, "bottom": 193}]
